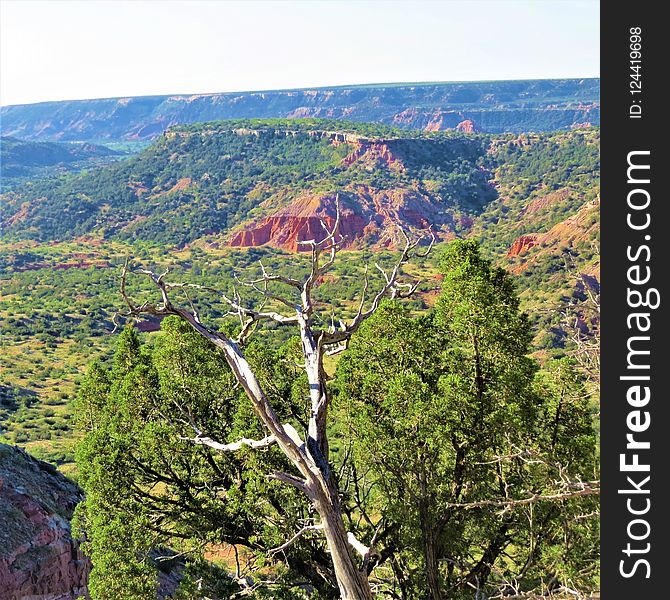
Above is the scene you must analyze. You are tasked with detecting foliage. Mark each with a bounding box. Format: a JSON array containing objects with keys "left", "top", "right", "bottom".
[
  {"left": 0, "top": 119, "right": 494, "bottom": 244},
  {"left": 0, "top": 135, "right": 124, "bottom": 189},
  {"left": 333, "top": 241, "right": 598, "bottom": 598},
  {"left": 71, "top": 241, "right": 598, "bottom": 599},
  {"left": 73, "top": 320, "right": 338, "bottom": 599},
  {"left": 0, "top": 124, "right": 599, "bottom": 483}
]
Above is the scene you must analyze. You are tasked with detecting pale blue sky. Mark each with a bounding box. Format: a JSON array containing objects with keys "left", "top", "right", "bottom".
[{"left": 0, "top": 0, "right": 599, "bottom": 107}]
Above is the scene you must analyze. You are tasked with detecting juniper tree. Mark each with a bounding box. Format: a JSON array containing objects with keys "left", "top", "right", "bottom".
[
  {"left": 74, "top": 320, "right": 338, "bottom": 598},
  {"left": 85, "top": 203, "right": 434, "bottom": 599},
  {"left": 333, "top": 240, "right": 598, "bottom": 599}
]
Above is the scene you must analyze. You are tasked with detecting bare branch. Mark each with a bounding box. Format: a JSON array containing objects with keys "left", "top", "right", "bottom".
[
  {"left": 120, "top": 256, "right": 135, "bottom": 312},
  {"left": 268, "top": 471, "right": 310, "bottom": 495},
  {"left": 115, "top": 207, "right": 434, "bottom": 599},
  {"left": 347, "top": 531, "right": 381, "bottom": 568},
  {"left": 267, "top": 524, "right": 324, "bottom": 556},
  {"left": 116, "top": 264, "right": 315, "bottom": 480},
  {"left": 161, "top": 280, "right": 299, "bottom": 328},
  {"left": 235, "top": 266, "right": 298, "bottom": 311},
  {"left": 346, "top": 532, "right": 370, "bottom": 560},
  {"left": 253, "top": 261, "right": 303, "bottom": 289},
  {"left": 319, "top": 225, "right": 433, "bottom": 347},
  {"left": 182, "top": 434, "right": 277, "bottom": 453},
  {"left": 282, "top": 423, "right": 306, "bottom": 449},
  {"left": 446, "top": 481, "right": 600, "bottom": 510}
]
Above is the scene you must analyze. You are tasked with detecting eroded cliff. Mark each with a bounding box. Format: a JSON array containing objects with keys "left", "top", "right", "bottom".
[{"left": 0, "top": 444, "right": 89, "bottom": 600}]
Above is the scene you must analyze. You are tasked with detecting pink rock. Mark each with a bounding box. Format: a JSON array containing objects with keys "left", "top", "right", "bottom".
[{"left": 0, "top": 445, "right": 90, "bottom": 599}]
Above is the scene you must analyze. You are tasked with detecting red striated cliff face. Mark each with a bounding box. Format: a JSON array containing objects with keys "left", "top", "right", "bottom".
[
  {"left": 341, "top": 140, "right": 404, "bottom": 170},
  {"left": 229, "top": 193, "right": 368, "bottom": 251},
  {"left": 393, "top": 109, "right": 480, "bottom": 132},
  {"left": 506, "top": 189, "right": 584, "bottom": 258},
  {"left": 228, "top": 186, "right": 452, "bottom": 252},
  {"left": 506, "top": 196, "right": 600, "bottom": 276},
  {"left": 507, "top": 234, "right": 540, "bottom": 257},
  {"left": 0, "top": 444, "right": 89, "bottom": 600}
]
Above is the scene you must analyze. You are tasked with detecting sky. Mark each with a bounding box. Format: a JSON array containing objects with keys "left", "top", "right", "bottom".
[{"left": 0, "top": 0, "right": 600, "bottom": 107}]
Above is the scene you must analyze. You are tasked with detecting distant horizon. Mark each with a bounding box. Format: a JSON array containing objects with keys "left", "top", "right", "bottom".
[{"left": 0, "top": 75, "right": 601, "bottom": 109}]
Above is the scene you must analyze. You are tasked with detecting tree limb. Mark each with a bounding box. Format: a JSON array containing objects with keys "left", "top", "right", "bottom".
[
  {"left": 446, "top": 481, "right": 600, "bottom": 510},
  {"left": 268, "top": 524, "right": 324, "bottom": 556},
  {"left": 182, "top": 434, "right": 277, "bottom": 453}
]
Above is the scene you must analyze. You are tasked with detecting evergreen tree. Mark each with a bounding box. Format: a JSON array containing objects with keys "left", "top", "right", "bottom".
[
  {"left": 333, "top": 240, "right": 597, "bottom": 599},
  {"left": 74, "top": 320, "right": 335, "bottom": 599},
  {"left": 74, "top": 241, "right": 598, "bottom": 599}
]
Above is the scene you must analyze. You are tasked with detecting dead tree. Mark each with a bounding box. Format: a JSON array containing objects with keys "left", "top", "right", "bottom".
[{"left": 118, "top": 199, "right": 434, "bottom": 600}]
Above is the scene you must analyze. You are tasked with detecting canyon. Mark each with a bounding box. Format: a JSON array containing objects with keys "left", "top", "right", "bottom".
[{"left": 0, "top": 79, "right": 599, "bottom": 142}]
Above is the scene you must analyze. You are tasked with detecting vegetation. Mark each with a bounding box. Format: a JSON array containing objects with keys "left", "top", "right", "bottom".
[
  {"left": 0, "top": 114, "right": 600, "bottom": 598},
  {"left": 0, "top": 122, "right": 599, "bottom": 469},
  {"left": 334, "top": 242, "right": 598, "bottom": 598},
  {"left": 71, "top": 240, "right": 599, "bottom": 599},
  {"left": 0, "top": 135, "right": 125, "bottom": 189},
  {"left": 0, "top": 121, "right": 495, "bottom": 244},
  {"left": 476, "top": 129, "right": 600, "bottom": 254}
]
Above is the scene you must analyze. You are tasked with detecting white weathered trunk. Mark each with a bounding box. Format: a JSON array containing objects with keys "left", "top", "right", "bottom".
[
  {"left": 223, "top": 331, "right": 373, "bottom": 599},
  {"left": 314, "top": 486, "right": 373, "bottom": 600},
  {"left": 120, "top": 206, "right": 433, "bottom": 600}
]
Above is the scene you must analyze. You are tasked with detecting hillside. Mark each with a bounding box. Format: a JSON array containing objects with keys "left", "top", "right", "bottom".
[
  {"left": 0, "top": 78, "right": 600, "bottom": 142},
  {"left": 0, "top": 120, "right": 497, "bottom": 246},
  {"left": 0, "top": 136, "right": 124, "bottom": 188},
  {"left": 0, "top": 119, "right": 599, "bottom": 466}
]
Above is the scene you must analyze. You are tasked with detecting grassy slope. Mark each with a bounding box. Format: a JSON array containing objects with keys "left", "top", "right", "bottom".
[{"left": 0, "top": 122, "right": 599, "bottom": 468}]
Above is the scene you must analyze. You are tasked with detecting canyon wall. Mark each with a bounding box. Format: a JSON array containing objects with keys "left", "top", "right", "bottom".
[{"left": 0, "top": 79, "right": 600, "bottom": 142}]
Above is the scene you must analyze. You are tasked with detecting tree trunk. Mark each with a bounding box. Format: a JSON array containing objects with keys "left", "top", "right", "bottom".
[
  {"left": 120, "top": 208, "right": 430, "bottom": 600},
  {"left": 314, "top": 491, "right": 373, "bottom": 600},
  {"left": 418, "top": 469, "right": 442, "bottom": 600},
  {"left": 423, "top": 528, "right": 443, "bottom": 600}
]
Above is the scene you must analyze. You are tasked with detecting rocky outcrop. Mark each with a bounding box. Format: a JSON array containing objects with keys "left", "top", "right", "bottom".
[
  {"left": 229, "top": 193, "right": 368, "bottom": 251},
  {"left": 507, "top": 189, "right": 594, "bottom": 259},
  {"left": 456, "top": 119, "right": 479, "bottom": 133},
  {"left": 506, "top": 196, "right": 600, "bottom": 274},
  {"left": 396, "top": 110, "right": 465, "bottom": 132},
  {"left": 0, "top": 444, "right": 89, "bottom": 600},
  {"left": 507, "top": 234, "right": 540, "bottom": 257},
  {"left": 228, "top": 186, "right": 452, "bottom": 252},
  {"left": 341, "top": 140, "right": 404, "bottom": 170}
]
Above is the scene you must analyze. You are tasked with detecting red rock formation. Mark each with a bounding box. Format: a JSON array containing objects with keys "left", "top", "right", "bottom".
[
  {"left": 228, "top": 186, "right": 451, "bottom": 252},
  {"left": 456, "top": 119, "right": 478, "bottom": 133},
  {"left": 341, "top": 140, "right": 404, "bottom": 170},
  {"left": 424, "top": 115, "right": 444, "bottom": 132},
  {"left": 391, "top": 107, "right": 419, "bottom": 126},
  {"left": 4, "top": 202, "right": 32, "bottom": 227},
  {"left": 507, "top": 234, "right": 539, "bottom": 257},
  {"left": 506, "top": 196, "right": 600, "bottom": 276},
  {"left": 0, "top": 444, "right": 89, "bottom": 600},
  {"left": 229, "top": 193, "right": 368, "bottom": 252}
]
